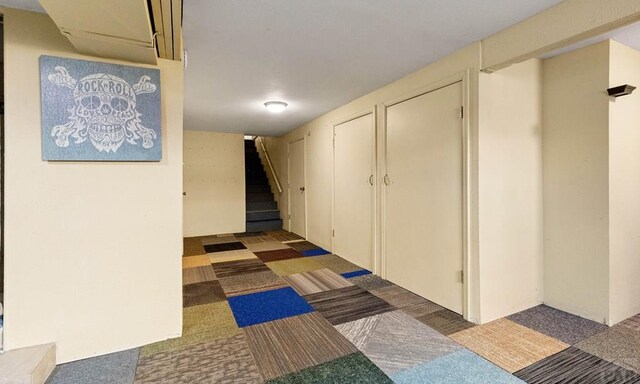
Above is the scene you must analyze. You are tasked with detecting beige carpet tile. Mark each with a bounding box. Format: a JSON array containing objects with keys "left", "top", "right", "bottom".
[
  {"left": 370, "top": 285, "right": 431, "bottom": 309},
  {"left": 199, "top": 235, "right": 239, "bottom": 245},
  {"left": 219, "top": 270, "right": 288, "bottom": 297},
  {"left": 183, "top": 237, "right": 205, "bottom": 257},
  {"left": 416, "top": 309, "right": 476, "bottom": 335},
  {"left": 619, "top": 313, "right": 640, "bottom": 332},
  {"left": 266, "top": 258, "right": 324, "bottom": 276},
  {"left": 401, "top": 300, "right": 445, "bottom": 318},
  {"left": 182, "top": 255, "right": 211, "bottom": 269},
  {"left": 140, "top": 301, "right": 240, "bottom": 356},
  {"left": 246, "top": 241, "right": 291, "bottom": 253},
  {"left": 135, "top": 333, "right": 262, "bottom": 384},
  {"left": 304, "top": 286, "right": 396, "bottom": 325},
  {"left": 282, "top": 268, "right": 354, "bottom": 296},
  {"left": 336, "top": 311, "right": 462, "bottom": 375},
  {"left": 313, "top": 254, "right": 362, "bottom": 274},
  {"left": 577, "top": 325, "right": 640, "bottom": 373},
  {"left": 239, "top": 235, "right": 277, "bottom": 245},
  {"left": 212, "top": 258, "right": 270, "bottom": 278},
  {"left": 208, "top": 249, "right": 258, "bottom": 264},
  {"left": 265, "top": 230, "right": 304, "bottom": 242},
  {"left": 183, "top": 280, "right": 226, "bottom": 307},
  {"left": 243, "top": 313, "right": 357, "bottom": 380},
  {"left": 182, "top": 265, "right": 217, "bottom": 285},
  {"left": 450, "top": 318, "right": 569, "bottom": 373},
  {"left": 254, "top": 248, "right": 304, "bottom": 263}
]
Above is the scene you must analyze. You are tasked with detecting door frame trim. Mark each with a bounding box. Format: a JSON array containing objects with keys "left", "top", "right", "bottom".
[
  {"left": 330, "top": 107, "right": 377, "bottom": 272},
  {"left": 287, "top": 137, "right": 306, "bottom": 237},
  {"left": 380, "top": 70, "right": 472, "bottom": 320}
]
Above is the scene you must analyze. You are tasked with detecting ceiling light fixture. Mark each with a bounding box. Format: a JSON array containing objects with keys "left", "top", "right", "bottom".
[{"left": 264, "top": 101, "right": 288, "bottom": 113}]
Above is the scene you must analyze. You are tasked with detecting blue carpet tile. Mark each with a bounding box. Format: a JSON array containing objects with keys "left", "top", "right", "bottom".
[
  {"left": 391, "top": 349, "right": 525, "bottom": 384},
  {"left": 228, "top": 287, "right": 314, "bottom": 327},
  {"left": 341, "top": 270, "right": 372, "bottom": 279},
  {"left": 301, "top": 248, "right": 331, "bottom": 257}
]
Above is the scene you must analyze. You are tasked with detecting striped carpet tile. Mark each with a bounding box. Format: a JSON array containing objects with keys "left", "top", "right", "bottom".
[
  {"left": 218, "top": 270, "right": 288, "bottom": 297},
  {"left": 212, "top": 258, "right": 270, "bottom": 278},
  {"left": 254, "top": 248, "right": 304, "bottom": 263},
  {"left": 304, "top": 286, "right": 395, "bottom": 325},
  {"left": 239, "top": 235, "right": 277, "bottom": 245},
  {"left": 287, "top": 241, "right": 321, "bottom": 251},
  {"left": 243, "top": 313, "right": 358, "bottom": 380},
  {"left": 402, "top": 300, "right": 444, "bottom": 319},
  {"left": 283, "top": 268, "right": 354, "bottom": 296},
  {"left": 182, "top": 265, "right": 216, "bottom": 285},
  {"left": 265, "top": 230, "right": 304, "bottom": 242},
  {"left": 416, "top": 309, "right": 475, "bottom": 336},
  {"left": 370, "top": 285, "right": 431, "bottom": 309},
  {"left": 515, "top": 347, "right": 640, "bottom": 383}
]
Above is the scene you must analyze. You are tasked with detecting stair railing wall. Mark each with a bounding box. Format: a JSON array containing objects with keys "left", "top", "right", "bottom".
[{"left": 256, "top": 136, "right": 283, "bottom": 194}]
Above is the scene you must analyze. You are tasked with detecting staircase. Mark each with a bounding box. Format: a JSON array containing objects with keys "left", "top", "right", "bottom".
[{"left": 245, "top": 139, "right": 283, "bottom": 232}]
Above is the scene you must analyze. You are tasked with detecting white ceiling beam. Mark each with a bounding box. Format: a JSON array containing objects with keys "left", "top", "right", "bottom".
[{"left": 481, "top": 0, "right": 640, "bottom": 72}]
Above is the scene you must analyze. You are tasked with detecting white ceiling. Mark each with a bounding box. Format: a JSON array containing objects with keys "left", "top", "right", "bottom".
[
  {"left": 0, "top": 0, "right": 44, "bottom": 13},
  {"left": 183, "top": 0, "right": 563, "bottom": 136}
]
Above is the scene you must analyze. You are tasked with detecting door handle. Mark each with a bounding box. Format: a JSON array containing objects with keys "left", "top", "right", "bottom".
[
  {"left": 300, "top": 187, "right": 305, "bottom": 192},
  {"left": 369, "top": 175, "right": 374, "bottom": 185},
  {"left": 384, "top": 174, "right": 390, "bottom": 185}
]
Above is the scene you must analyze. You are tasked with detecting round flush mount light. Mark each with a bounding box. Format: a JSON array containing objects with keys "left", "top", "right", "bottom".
[{"left": 264, "top": 101, "right": 288, "bottom": 113}]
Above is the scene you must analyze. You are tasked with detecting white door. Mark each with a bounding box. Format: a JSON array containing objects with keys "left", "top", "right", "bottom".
[
  {"left": 334, "top": 114, "right": 375, "bottom": 270},
  {"left": 289, "top": 138, "right": 306, "bottom": 237},
  {"left": 385, "top": 82, "right": 464, "bottom": 314}
]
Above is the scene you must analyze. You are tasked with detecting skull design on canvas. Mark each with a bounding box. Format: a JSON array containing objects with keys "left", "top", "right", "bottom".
[{"left": 40, "top": 56, "right": 162, "bottom": 161}]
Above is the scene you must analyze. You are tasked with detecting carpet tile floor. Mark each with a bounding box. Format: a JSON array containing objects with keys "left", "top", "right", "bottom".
[{"left": 47, "top": 231, "right": 640, "bottom": 384}]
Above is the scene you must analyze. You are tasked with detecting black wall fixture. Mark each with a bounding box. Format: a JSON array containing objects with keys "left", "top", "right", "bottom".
[{"left": 607, "top": 84, "right": 636, "bottom": 97}]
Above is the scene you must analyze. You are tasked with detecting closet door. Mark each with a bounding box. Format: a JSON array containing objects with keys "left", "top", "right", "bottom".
[
  {"left": 385, "top": 82, "right": 464, "bottom": 314},
  {"left": 334, "top": 113, "right": 375, "bottom": 270}
]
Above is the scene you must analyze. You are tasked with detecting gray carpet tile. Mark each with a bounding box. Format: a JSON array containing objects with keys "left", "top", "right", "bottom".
[
  {"left": 577, "top": 326, "right": 640, "bottom": 373},
  {"left": 620, "top": 314, "right": 640, "bottom": 332},
  {"left": 348, "top": 275, "right": 393, "bottom": 291},
  {"left": 336, "top": 310, "right": 461, "bottom": 375},
  {"left": 515, "top": 346, "right": 640, "bottom": 383},
  {"left": 508, "top": 305, "right": 608, "bottom": 345},
  {"left": 46, "top": 348, "right": 139, "bottom": 384},
  {"left": 134, "top": 334, "right": 262, "bottom": 384}
]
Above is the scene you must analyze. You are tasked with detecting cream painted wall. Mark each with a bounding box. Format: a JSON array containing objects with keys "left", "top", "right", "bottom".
[
  {"left": 542, "top": 41, "right": 611, "bottom": 324},
  {"left": 183, "top": 131, "right": 245, "bottom": 237},
  {"left": 608, "top": 40, "right": 640, "bottom": 324},
  {"left": 268, "top": 44, "right": 483, "bottom": 322},
  {"left": 478, "top": 59, "right": 544, "bottom": 323},
  {"left": 2, "top": 8, "right": 183, "bottom": 363}
]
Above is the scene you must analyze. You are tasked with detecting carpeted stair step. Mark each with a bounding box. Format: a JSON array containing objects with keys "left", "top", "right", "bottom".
[
  {"left": 246, "top": 184, "right": 271, "bottom": 194},
  {"left": 246, "top": 219, "right": 283, "bottom": 232},
  {"left": 246, "top": 209, "right": 281, "bottom": 222},
  {"left": 247, "top": 200, "right": 278, "bottom": 211},
  {"left": 246, "top": 192, "right": 274, "bottom": 202}
]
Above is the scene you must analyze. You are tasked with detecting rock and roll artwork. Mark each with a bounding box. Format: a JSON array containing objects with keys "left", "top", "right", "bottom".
[{"left": 40, "top": 55, "right": 162, "bottom": 161}]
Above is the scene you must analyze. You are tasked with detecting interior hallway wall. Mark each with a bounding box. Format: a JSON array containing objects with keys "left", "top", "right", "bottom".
[
  {"left": 478, "top": 59, "right": 544, "bottom": 323},
  {"left": 608, "top": 40, "right": 640, "bottom": 325},
  {"left": 542, "top": 41, "right": 611, "bottom": 324},
  {"left": 183, "top": 130, "right": 245, "bottom": 237},
  {"left": 2, "top": 8, "right": 183, "bottom": 362}
]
